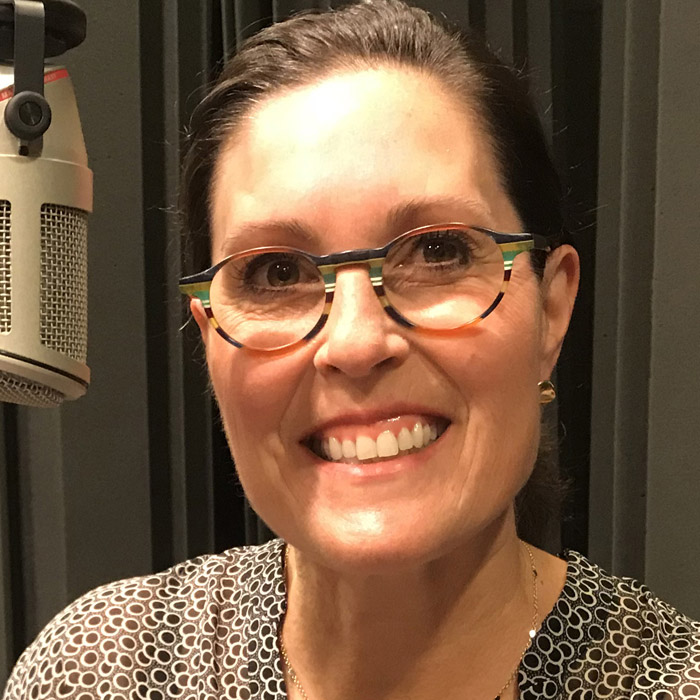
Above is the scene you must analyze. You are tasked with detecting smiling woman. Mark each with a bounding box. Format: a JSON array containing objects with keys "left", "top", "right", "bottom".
[{"left": 4, "top": 2, "right": 700, "bottom": 700}]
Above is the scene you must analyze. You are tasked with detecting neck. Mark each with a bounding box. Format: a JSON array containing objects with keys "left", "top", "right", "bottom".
[{"left": 281, "top": 514, "right": 544, "bottom": 700}]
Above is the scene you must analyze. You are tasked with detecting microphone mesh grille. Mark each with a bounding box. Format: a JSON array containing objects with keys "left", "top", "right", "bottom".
[
  {"left": 40, "top": 204, "right": 88, "bottom": 362},
  {"left": 0, "top": 200, "right": 10, "bottom": 333},
  {"left": 0, "top": 369, "right": 63, "bottom": 407}
]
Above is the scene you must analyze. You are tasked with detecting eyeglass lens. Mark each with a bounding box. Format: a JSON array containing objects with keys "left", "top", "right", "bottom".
[{"left": 209, "top": 227, "right": 505, "bottom": 350}]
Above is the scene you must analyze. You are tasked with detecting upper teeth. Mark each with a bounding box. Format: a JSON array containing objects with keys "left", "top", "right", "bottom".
[{"left": 319, "top": 422, "right": 439, "bottom": 463}]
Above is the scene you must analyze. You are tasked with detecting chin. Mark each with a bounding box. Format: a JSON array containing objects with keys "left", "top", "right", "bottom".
[{"left": 291, "top": 511, "right": 476, "bottom": 575}]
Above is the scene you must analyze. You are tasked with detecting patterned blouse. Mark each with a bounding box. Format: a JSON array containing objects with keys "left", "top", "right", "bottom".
[{"left": 3, "top": 538, "right": 700, "bottom": 700}]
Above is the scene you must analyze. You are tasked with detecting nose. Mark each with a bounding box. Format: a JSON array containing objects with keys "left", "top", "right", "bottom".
[{"left": 312, "top": 265, "right": 410, "bottom": 377}]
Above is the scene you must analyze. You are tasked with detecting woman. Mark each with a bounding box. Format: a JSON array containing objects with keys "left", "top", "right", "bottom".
[{"left": 4, "top": 2, "right": 699, "bottom": 699}]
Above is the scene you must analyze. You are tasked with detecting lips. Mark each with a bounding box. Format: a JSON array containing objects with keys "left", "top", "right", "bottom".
[{"left": 302, "top": 412, "right": 451, "bottom": 464}]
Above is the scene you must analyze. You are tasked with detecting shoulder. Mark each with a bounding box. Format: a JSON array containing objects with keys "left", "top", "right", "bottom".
[
  {"left": 563, "top": 550, "right": 700, "bottom": 641},
  {"left": 2, "top": 539, "right": 287, "bottom": 700},
  {"left": 520, "top": 550, "right": 700, "bottom": 699}
]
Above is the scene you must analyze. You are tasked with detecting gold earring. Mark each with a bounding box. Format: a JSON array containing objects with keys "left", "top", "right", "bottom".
[{"left": 538, "top": 380, "right": 556, "bottom": 404}]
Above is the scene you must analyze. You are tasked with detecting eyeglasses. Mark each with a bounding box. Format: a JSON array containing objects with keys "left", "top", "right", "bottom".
[{"left": 179, "top": 223, "right": 551, "bottom": 351}]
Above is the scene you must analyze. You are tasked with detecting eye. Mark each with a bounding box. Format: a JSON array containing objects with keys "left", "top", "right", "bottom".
[
  {"left": 410, "top": 229, "right": 472, "bottom": 266},
  {"left": 244, "top": 253, "right": 307, "bottom": 288},
  {"left": 419, "top": 233, "right": 469, "bottom": 264},
  {"left": 265, "top": 258, "right": 298, "bottom": 286}
]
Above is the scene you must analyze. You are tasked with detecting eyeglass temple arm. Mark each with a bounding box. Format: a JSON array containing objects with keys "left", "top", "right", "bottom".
[
  {"left": 531, "top": 233, "right": 551, "bottom": 252},
  {"left": 478, "top": 228, "right": 550, "bottom": 252},
  {"left": 179, "top": 258, "right": 229, "bottom": 298},
  {"left": 179, "top": 279, "right": 212, "bottom": 303}
]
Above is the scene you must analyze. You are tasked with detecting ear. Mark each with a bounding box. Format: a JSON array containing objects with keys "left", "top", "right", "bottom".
[
  {"left": 190, "top": 297, "right": 211, "bottom": 346},
  {"left": 538, "top": 244, "right": 580, "bottom": 379}
]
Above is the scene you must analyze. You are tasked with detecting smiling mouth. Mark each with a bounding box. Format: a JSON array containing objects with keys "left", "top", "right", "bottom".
[{"left": 304, "top": 418, "right": 450, "bottom": 464}]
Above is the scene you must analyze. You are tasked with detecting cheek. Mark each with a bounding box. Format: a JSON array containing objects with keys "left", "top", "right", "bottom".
[
  {"left": 206, "top": 343, "right": 310, "bottom": 466},
  {"left": 206, "top": 344, "right": 314, "bottom": 536},
  {"left": 438, "top": 284, "right": 542, "bottom": 403},
  {"left": 432, "top": 283, "right": 543, "bottom": 496}
]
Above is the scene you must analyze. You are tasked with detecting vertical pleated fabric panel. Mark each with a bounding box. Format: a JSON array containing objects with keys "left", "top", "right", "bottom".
[{"left": 590, "top": 0, "right": 700, "bottom": 620}]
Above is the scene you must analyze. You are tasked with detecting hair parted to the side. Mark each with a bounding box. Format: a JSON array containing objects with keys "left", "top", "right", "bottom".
[{"left": 179, "top": 0, "right": 570, "bottom": 548}]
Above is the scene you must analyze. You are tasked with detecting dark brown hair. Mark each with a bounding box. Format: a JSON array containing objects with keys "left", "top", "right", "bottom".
[{"left": 180, "top": 0, "right": 568, "bottom": 547}]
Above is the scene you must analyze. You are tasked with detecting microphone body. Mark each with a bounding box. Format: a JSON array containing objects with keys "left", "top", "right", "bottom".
[{"left": 0, "top": 63, "right": 92, "bottom": 406}]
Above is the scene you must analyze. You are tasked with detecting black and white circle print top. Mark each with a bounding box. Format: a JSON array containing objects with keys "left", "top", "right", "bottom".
[{"left": 3, "top": 538, "right": 700, "bottom": 700}]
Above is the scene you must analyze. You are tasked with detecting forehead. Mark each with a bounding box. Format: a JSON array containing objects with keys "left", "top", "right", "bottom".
[{"left": 211, "top": 67, "right": 519, "bottom": 256}]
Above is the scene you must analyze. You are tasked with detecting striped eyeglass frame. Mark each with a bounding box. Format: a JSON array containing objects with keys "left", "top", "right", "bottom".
[{"left": 179, "top": 223, "right": 552, "bottom": 351}]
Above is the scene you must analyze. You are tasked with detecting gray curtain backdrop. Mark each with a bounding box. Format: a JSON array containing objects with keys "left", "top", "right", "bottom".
[{"left": 1, "top": 0, "right": 699, "bottom": 687}]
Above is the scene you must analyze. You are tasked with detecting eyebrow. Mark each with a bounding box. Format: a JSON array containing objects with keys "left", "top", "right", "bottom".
[
  {"left": 385, "top": 195, "right": 491, "bottom": 231},
  {"left": 219, "top": 219, "right": 319, "bottom": 257},
  {"left": 219, "top": 194, "right": 491, "bottom": 256}
]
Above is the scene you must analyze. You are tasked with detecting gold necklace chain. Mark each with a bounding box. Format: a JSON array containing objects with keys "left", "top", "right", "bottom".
[{"left": 279, "top": 542, "right": 539, "bottom": 700}]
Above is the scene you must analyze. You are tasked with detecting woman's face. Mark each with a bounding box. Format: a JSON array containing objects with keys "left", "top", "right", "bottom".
[{"left": 196, "top": 67, "right": 577, "bottom": 570}]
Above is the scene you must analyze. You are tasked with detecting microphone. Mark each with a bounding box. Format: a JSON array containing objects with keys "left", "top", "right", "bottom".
[{"left": 0, "top": 0, "right": 91, "bottom": 407}]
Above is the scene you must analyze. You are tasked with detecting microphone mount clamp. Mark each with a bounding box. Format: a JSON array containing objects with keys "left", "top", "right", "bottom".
[{"left": 4, "top": 0, "right": 51, "bottom": 142}]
